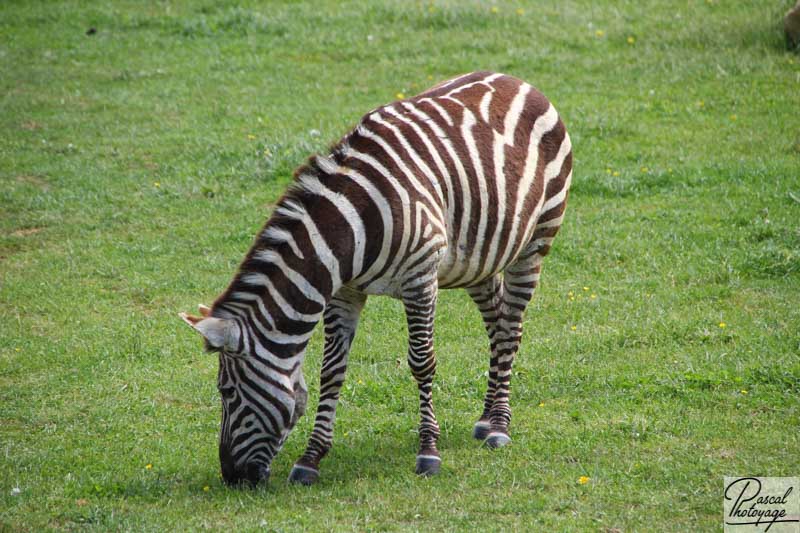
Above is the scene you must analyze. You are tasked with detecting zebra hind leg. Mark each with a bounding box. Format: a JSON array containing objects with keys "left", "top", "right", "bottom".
[
  {"left": 485, "top": 257, "right": 542, "bottom": 448},
  {"left": 288, "top": 287, "right": 366, "bottom": 485},
  {"left": 465, "top": 275, "right": 504, "bottom": 442},
  {"left": 477, "top": 205, "right": 566, "bottom": 446},
  {"left": 402, "top": 280, "right": 442, "bottom": 476},
  {"left": 468, "top": 252, "right": 545, "bottom": 449}
]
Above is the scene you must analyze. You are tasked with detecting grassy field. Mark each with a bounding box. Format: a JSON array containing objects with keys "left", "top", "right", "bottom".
[{"left": 2, "top": 0, "right": 799, "bottom": 530}]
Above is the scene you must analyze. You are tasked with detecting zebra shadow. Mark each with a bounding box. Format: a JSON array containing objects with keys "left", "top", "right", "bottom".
[{"left": 274, "top": 420, "right": 491, "bottom": 485}]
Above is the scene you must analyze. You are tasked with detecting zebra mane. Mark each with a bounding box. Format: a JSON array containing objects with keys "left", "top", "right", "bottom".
[{"left": 210, "top": 147, "right": 343, "bottom": 318}]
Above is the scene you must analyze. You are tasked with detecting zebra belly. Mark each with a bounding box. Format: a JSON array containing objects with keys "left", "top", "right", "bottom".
[{"left": 435, "top": 202, "right": 540, "bottom": 289}]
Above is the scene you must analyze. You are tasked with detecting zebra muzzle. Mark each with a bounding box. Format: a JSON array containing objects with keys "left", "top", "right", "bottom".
[
  {"left": 222, "top": 461, "right": 271, "bottom": 487},
  {"left": 243, "top": 462, "right": 271, "bottom": 487}
]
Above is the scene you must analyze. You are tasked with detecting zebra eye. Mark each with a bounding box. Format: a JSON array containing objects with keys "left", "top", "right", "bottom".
[{"left": 219, "top": 386, "right": 236, "bottom": 400}]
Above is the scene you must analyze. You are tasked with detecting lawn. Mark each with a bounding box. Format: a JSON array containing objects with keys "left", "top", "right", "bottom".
[{"left": 1, "top": 0, "right": 799, "bottom": 530}]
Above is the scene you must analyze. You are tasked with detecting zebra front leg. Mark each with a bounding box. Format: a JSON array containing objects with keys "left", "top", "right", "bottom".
[
  {"left": 402, "top": 280, "right": 442, "bottom": 476},
  {"left": 288, "top": 287, "right": 366, "bottom": 485}
]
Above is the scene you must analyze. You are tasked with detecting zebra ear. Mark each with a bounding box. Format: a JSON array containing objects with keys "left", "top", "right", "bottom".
[{"left": 179, "top": 312, "right": 230, "bottom": 349}]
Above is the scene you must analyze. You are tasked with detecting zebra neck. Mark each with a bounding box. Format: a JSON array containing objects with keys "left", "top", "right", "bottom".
[
  {"left": 213, "top": 243, "right": 339, "bottom": 355},
  {"left": 213, "top": 155, "right": 372, "bottom": 356}
]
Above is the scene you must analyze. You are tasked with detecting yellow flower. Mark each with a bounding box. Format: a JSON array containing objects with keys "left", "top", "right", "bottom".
[
  {"left": 516, "top": 8, "right": 524, "bottom": 15},
  {"left": 730, "top": 114, "right": 737, "bottom": 121},
  {"left": 247, "top": 134, "right": 256, "bottom": 140},
  {"left": 570, "top": 325, "right": 577, "bottom": 331},
  {"left": 427, "top": 75, "right": 433, "bottom": 80},
  {"left": 719, "top": 322, "right": 726, "bottom": 329},
  {"left": 595, "top": 29, "right": 605, "bottom": 37},
  {"left": 605, "top": 168, "right": 611, "bottom": 174},
  {"left": 583, "top": 286, "right": 589, "bottom": 291},
  {"left": 145, "top": 464, "right": 153, "bottom": 470},
  {"left": 740, "top": 390, "right": 748, "bottom": 395},
  {"left": 153, "top": 182, "right": 160, "bottom": 188},
  {"left": 490, "top": 6, "right": 499, "bottom": 13},
  {"left": 538, "top": 402, "right": 545, "bottom": 407},
  {"left": 696, "top": 101, "right": 704, "bottom": 108},
  {"left": 203, "top": 485, "right": 210, "bottom": 492},
  {"left": 578, "top": 476, "right": 590, "bottom": 484},
  {"left": 627, "top": 36, "right": 635, "bottom": 44},
  {"left": 396, "top": 92, "right": 405, "bottom": 100},
  {"left": 590, "top": 294, "right": 597, "bottom": 299},
  {"left": 640, "top": 166, "right": 648, "bottom": 173},
  {"left": 612, "top": 171, "right": 620, "bottom": 177},
  {"left": 357, "top": 379, "right": 363, "bottom": 385}
]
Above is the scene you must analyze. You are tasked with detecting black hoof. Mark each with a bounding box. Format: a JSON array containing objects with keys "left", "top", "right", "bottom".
[
  {"left": 472, "top": 421, "right": 491, "bottom": 440},
  {"left": 288, "top": 464, "right": 319, "bottom": 485},
  {"left": 484, "top": 432, "right": 512, "bottom": 449},
  {"left": 415, "top": 454, "right": 441, "bottom": 476}
]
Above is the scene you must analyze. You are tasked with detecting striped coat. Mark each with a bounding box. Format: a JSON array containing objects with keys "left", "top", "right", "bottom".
[{"left": 180, "top": 71, "right": 572, "bottom": 486}]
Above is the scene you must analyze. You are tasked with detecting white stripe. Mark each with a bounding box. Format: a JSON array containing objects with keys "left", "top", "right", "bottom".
[
  {"left": 355, "top": 125, "right": 442, "bottom": 220},
  {"left": 401, "top": 101, "right": 470, "bottom": 276},
  {"left": 444, "top": 72, "right": 502, "bottom": 99},
  {"left": 494, "top": 104, "right": 560, "bottom": 270},
  {"left": 502, "top": 83, "right": 531, "bottom": 146},
  {"left": 520, "top": 134, "right": 572, "bottom": 249},
  {"left": 482, "top": 84, "right": 531, "bottom": 277},
  {"left": 338, "top": 166, "right": 394, "bottom": 284},
  {"left": 540, "top": 134, "right": 573, "bottom": 213},
  {"left": 238, "top": 274, "right": 321, "bottom": 323},
  {"left": 479, "top": 89, "right": 493, "bottom": 123},
  {"left": 368, "top": 111, "right": 445, "bottom": 207},
  {"left": 291, "top": 464, "right": 319, "bottom": 474},
  {"left": 509, "top": 273, "right": 540, "bottom": 283},
  {"left": 274, "top": 200, "right": 341, "bottom": 287},
  {"left": 252, "top": 249, "right": 325, "bottom": 306},
  {"left": 430, "top": 71, "right": 475, "bottom": 91},
  {"left": 450, "top": 108, "right": 489, "bottom": 286},
  {"left": 418, "top": 97, "right": 453, "bottom": 127},
  {"left": 384, "top": 105, "right": 453, "bottom": 218},
  {"left": 342, "top": 148, "right": 413, "bottom": 282},
  {"left": 261, "top": 226, "right": 304, "bottom": 259},
  {"left": 298, "top": 174, "right": 365, "bottom": 279},
  {"left": 534, "top": 213, "right": 564, "bottom": 229}
]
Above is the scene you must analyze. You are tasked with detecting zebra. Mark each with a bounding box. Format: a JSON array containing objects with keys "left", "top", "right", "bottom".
[{"left": 180, "top": 71, "right": 573, "bottom": 486}]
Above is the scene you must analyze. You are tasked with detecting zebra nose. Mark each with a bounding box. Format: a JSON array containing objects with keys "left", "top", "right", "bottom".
[
  {"left": 244, "top": 462, "right": 271, "bottom": 486},
  {"left": 221, "top": 464, "right": 270, "bottom": 487},
  {"left": 220, "top": 455, "right": 270, "bottom": 487}
]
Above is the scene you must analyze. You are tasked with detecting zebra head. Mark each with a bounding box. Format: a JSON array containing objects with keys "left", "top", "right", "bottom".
[{"left": 180, "top": 305, "right": 308, "bottom": 487}]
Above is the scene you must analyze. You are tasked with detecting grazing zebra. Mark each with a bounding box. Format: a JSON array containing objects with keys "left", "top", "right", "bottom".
[{"left": 180, "top": 71, "right": 572, "bottom": 486}]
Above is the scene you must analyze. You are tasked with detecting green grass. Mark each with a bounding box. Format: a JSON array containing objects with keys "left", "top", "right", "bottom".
[{"left": 2, "top": 0, "right": 799, "bottom": 530}]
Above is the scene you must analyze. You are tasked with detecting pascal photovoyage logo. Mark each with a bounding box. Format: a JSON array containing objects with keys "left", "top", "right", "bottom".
[{"left": 724, "top": 477, "right": 800, "bottom": 532}]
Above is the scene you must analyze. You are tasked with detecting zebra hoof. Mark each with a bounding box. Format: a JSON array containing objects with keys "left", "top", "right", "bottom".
[
  {"left": 415, "top": 454, "right": 441, "bottom": 476},
  {"left": 288, "top": 464, "right": 319, "bottom": 486},
  {"left": 484, "top": 432, "right": 512, "bottom": 449},
  {"left": 472, "top": 421, "right": 491, "bottom": 440}
]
